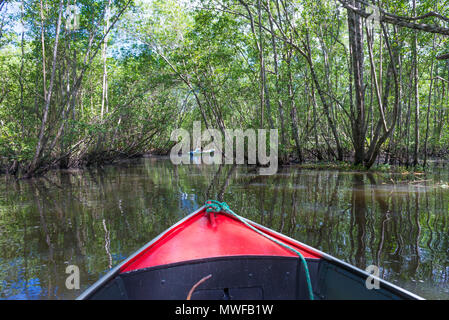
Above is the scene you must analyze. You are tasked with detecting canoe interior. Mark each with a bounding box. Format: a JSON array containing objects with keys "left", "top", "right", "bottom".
[
  {"left": 85, "top": 255, "right": 412, "bottom": 300},
  {"left": 79, "top": 207, "right": 421, "bottom": 300}
]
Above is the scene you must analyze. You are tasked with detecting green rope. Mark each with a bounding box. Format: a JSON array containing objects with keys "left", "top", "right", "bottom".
[{"left": 204, "top": 200, "right": 314, "bottom": 300}]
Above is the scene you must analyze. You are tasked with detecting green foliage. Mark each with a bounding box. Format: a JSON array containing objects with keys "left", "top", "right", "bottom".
[{"left": 0, "top": 0, "right": 449, "bottom": 175}]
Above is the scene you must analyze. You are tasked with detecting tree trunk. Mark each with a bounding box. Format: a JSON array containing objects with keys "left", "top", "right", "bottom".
[
  {"left": 266, "top": 1, "right": 286, "bottom": 161},
  {"left": 101, "top": 0, "right": 112, "bottom": 120},
  {"left": 28, "top": 0, "right": 64, "bottom": 176},
  {"left": 424, "top": 35, "right": 436, "bottom": 167},
  {"left": 347, "top": 0, "right": 365, "bottom": 165},
  {"left": 412, "top": 0, "right": 420, "bottom": 166},
  {"left": 287, "top": 48, "right": 303, "bottom": 162}
]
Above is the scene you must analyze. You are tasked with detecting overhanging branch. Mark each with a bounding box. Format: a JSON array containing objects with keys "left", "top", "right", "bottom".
[
  {"left": 436, "top": 52, "right": 449, "bottom": 60},
  {"left": 337, "top": 0, "right": 449, "bottom": 36}
]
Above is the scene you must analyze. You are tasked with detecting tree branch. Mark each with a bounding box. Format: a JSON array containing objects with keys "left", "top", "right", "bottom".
[{"left": 337, "top": 0, "right": 449, "bottom": 36}]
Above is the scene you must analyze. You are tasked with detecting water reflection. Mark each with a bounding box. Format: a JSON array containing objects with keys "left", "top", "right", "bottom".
[{"left": 0, "top": 157, "right": 448, "bottom": 299}]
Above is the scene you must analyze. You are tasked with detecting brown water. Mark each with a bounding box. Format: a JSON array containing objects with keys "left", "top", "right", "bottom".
[{"left": 0, "top": 157, "right": 448, "bottom": 299}]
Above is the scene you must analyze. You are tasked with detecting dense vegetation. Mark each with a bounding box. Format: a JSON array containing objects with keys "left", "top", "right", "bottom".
[{"left": 1, "top": 0, "right": 449, "bottom": 177}]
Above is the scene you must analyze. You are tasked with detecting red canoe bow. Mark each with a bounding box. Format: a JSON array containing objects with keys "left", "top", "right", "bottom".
[{"left": 78, "top": 203, "right": 423, "bottom": 300}]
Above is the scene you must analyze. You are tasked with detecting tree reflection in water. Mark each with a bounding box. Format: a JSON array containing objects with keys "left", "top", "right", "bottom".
[{"left": 0, "top": 157, "right": 448, "bottom": 299}]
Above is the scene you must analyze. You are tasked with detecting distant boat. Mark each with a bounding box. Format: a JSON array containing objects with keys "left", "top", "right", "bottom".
[
  {"left": 77, "top": 201, "right": 423, "bottom": 300},
  {"left": 189, "top": 148, "right": 215, "bottom": 156}
]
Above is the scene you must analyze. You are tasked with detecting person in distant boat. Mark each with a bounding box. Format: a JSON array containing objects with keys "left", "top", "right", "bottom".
[
  {"left": 189, "top": 147, "right": 201, "bottom": 156},
  {"left": 189, "top": 147, "right": 215, "bottom": 156}
]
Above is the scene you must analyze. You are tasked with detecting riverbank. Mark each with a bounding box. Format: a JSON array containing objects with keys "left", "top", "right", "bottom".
[
  {"left": 3, "top": 149, "right": 449, "bottom": 180},
  {"left": 294, "top": 161, "right": 430, "bottom": 174}
]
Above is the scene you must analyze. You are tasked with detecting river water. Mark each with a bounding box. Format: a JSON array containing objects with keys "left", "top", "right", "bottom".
[{"left": 0, "top": 156, "right": 448, "bottom": 299}]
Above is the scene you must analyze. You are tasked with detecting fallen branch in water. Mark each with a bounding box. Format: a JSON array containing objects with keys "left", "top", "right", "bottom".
[{"left": 409, "top": 179, "right": 432, "bottom": 184}]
